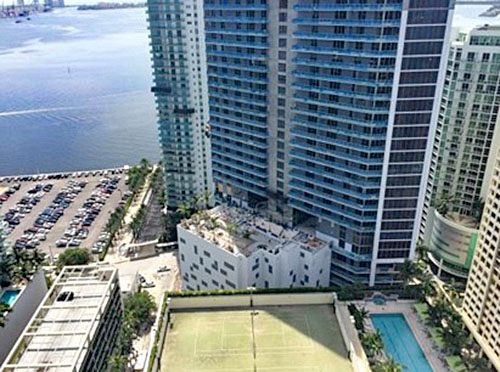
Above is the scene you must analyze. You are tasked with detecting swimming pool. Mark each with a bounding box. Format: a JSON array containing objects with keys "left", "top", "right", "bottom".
[
  {"left": 371, "top": 313, "right": 434, "bottom": 372},
  {"left": 0, "top": 289, "right": 20, "bottom": 306}
]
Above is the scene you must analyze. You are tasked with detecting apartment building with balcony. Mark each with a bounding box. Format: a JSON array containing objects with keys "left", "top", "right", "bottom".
[
  {"left": 424, "top": 25, "right": 500, "bottom": 283},
  {"left": 204, "top": 0, "right": 454, "bottom": 286},
  {"left": 177, "top": 205, "right": 331, "bottom": 290},
  {"left": 147, "top": 0, "right": 213, "bottom": 209},
  {"left": 462, "top": 149, "right": 500, "bottom": 371}
]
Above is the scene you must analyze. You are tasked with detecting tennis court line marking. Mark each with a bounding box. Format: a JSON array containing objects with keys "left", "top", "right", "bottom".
[
  {"left": 193, "top": 368, "right": 317, "bottom": 372},
  {"left": 194, "top": 318, "right": 200, "bottom": 356},
  {"left": 196, "top": 347, "right": 315, "bottom": 355},
  {"left": 304, "top": 315, "right": 314, "bottom": 349}
]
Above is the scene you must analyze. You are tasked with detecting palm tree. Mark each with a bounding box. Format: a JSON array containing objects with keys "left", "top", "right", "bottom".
[
  {"left": 360, "top": 330, "right": 384, "bottom": 358},
  {"left": 415, "top": 243, "right": 429, "bottom": 263},
  {"left": 201, "top": 191, "right": 213, "bottom": 209},
  {"left": 372, "top": 357, "right": 404, "bottom": 372},
  {"left": 139, "top": 158, "right": 150, "bottom": 170},
  {"left": 471, "top": 198, "right": 485, "bottom": 224},
  {"left": 353, "top": 306, "right": 369, "bottom": 332},
  {"left": 0, "top": 303, "right": 11, "bottom": 327},
  {"left": 176, "top": 202, "right": 192, "bottom": 218},
  {"left": 465, "top": 355, "right": 490, "bottom": 372},
  {"left": 399, "top": 260, "right": 419, "bottom": 286},
  {"left": 419, "top": 274, "right": 436, "bottom": 300},
  {"left": 444, "top": 279, "right": 464, "bottom": 305},
  {"left": 427, "top": 299, "right": 452, "bottom": 327},
  {"left": 436, "top": 193, "right": 455, "bottom": 218},
  {"left": 108, "top": 353, "right": 128, "bottom": 372},
  {"left": 226, "top": 222, "right": 239, "bottom": 236}
]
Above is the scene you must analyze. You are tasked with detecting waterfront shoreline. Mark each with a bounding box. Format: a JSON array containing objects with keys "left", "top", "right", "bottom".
[{"left": 0, "top": 166, "right": 130, "bottom": 182}]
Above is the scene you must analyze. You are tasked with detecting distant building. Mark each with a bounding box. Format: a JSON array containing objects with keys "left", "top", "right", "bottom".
[
  {"left": 424, "top": 25, "right": 500, "bottom": 282},
  {"left": 177, "top": 205, "right": 331, "bottom": 290},
  {"left": 462, "top": 149, "right": 500, "bottom": 371},
  {"left": 0, "top": 270, "right": 47, "bottom": 366},
  {"left": 0, "top": 266, "right": 122, "bottom": 372},
  {"left": 146, "top": 0, "right": 213, "bottom": 209}
]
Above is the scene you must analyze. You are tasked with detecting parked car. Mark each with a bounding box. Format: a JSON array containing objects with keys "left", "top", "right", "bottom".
[{"left": 157, "top": 265, "right": 170, "bottom": 273}]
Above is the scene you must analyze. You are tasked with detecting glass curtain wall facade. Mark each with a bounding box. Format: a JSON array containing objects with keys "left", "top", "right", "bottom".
[
  {"left": 147, "top": 0, "right": 213, "bottom": 209},
  {"left": 204, "top": 0, "right": 454, "bottom": 286}
]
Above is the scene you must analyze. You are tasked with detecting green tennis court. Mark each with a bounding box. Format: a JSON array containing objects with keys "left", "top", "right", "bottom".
[{"left": 161, "top": 305, "right": 353, "bottom": 372}]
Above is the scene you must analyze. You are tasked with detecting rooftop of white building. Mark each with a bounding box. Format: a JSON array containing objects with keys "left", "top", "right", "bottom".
[
  {"left": 0, "top": 266, "right": 118, "bottom": 372},
  {"left": 179, "top": 205, "right": 327, "bottom": 257}
]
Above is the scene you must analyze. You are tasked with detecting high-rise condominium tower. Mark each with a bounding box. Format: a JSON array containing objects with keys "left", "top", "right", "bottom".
[
  {"left": 205, "top": 0, "right": 454, "bottom": 285},
  {"left": 462, "top": 149, "right": 500, "bottom": 371},
  {"left": 424, "top": 25, "right": 500, "bottom": 283},
  {"left": 147, "top": 0, "right": 213, "bottom": 209}
]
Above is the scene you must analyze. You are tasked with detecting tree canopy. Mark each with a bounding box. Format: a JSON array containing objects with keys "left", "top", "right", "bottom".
[{"left": 56, "top": 248, "right": 90, "bottom": 270}]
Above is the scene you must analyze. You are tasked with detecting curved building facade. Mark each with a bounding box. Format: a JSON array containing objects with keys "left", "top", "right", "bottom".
[{"left": 427, "top": 209, "right": 478, "bottom": 282}]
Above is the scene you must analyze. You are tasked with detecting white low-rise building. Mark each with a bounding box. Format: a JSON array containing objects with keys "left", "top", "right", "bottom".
[{"left": 177, "top": 206, "right": 331, "bottom": 291}]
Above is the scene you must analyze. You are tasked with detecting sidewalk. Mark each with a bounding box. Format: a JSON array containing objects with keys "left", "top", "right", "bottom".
[{"left": 106, "top": 166, "right": 157, "bottom": 263}]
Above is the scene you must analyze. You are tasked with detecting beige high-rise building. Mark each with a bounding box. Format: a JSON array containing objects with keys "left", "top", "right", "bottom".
[{"left": 463, "top": 148, "right": 500, "bottom": 371}]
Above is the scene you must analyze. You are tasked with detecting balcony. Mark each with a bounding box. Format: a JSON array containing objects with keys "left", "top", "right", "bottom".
[
  {"left": 212, "top": 135, "right": 267, "bottom": 160},
  {"left": 210, "top": 119, "right": 268, "bottom": 139},
  {"left": 292, "top": 44, "right": 397, "bottom": 57},
  {"left": 289, "top": 168, "right": 380, "bottom": 191},
  {"left": 290, "top": 127, "right": 386, "bottom": 152},
  {"left": 213, "top": 167, "right": 268, "bottom": 190},
  {"left": 208, "top": 71, "right": 267, "bottom": 84},
  {"left": 205, "top": 28, "right": 268, "bottom": 36},
  {"left": 204, "top": 4, "right": 267, "bottom": 10},
  {"left": 293, "top": 31, "right": 399, "bottom": 42},
  {"left": 208, "top": 80, "right": 267, "bottom": 95},
  {"left": 205, "top": 16, "right": 267, "bottom": 23},
  {"left": 288, "top": 179, "right": 379, "bottom": 209},
  {"left": 292, "top": 82, "right": 391, "bottom": 101},
  {"left": 207, "top": 60, "right": 267, "bottom": 72},
  {"left": 212, "top": 155, "right": 268, "bottom": 178},
  {"left": 288, "top": 155, "right": 382, "bottom": 177},
  {"left": 209, "top": 100, "right": 268, "bottom": 118},
  {"left": 287, "top": 195, "right": 376, "bottom": 227},
  {"left": 292, "top": 70, "right": 393, "bottom": 87},
  {"left": 291, "top": 138, "right": 384, "bottom": 165},
  {"left": 212, "top": 134, "right": 268, "bottom": 153},
  {"left": 293, "top": 57, "right": 395, "bottom": 71},
  {"left": 292, "top": 18, "right": 400, "bottom": 27},
  {"left": 291, "top": 117, "right": 386, "bottom": 140},
  {"left": 206, "top": 49, "right": 267, "bottom": 60},
  {"left": 209, "top": 111, "right": 268, "bottom": 129},
  {"left": 205, "top": 38, "right": 268, "bottom": 49},
  {"left": 292, "top": 95, "right": 390, "bottom": 115},
  {"left": 293, "top": 3, "right": 402, "bottom": 11},
  {"left": 292, "top": 106, "right": 388, "bottom": 127},
  {"left": 209, "top": 91, "right": 267, "bottom": 107}
]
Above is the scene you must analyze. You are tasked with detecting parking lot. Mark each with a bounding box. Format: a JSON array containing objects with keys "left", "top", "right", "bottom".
[{"left": 0, "top": 169, "right": 127, "bottom": 261}]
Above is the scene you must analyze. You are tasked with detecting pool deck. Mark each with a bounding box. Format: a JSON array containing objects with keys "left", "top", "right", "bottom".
[{"left": 360, "top": 301, "right": 449, "bottom": 372}]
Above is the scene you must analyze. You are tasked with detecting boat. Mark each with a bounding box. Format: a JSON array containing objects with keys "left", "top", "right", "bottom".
[{"left": 15, "top": 20, "right": 22, "bottom": 23}]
